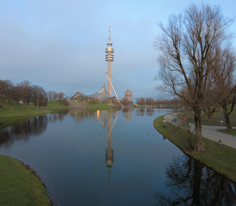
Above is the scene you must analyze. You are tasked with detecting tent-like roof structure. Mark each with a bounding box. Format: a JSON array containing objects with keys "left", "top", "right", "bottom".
[
  {"left": 87, "top": 84, "right": 114, "bottom": 102},
  {"left": 71, "top": 91, "right": 84, "bottom": 99}
]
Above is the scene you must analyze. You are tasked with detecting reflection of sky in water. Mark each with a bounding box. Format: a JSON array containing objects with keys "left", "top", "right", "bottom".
[{"left": 0, "top": 108, "right": 235, "bottom": 206}]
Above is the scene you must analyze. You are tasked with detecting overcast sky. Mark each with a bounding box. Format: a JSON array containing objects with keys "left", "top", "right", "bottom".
[{"left": 1, "top": 0, "right": 235, "bottom": 99}]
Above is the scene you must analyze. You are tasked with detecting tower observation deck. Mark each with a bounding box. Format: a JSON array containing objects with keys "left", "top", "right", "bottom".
[{"left": 105, "top": 24, "right": 114, "bottom": 96}]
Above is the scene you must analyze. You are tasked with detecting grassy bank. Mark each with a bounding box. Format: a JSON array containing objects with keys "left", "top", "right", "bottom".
[
  {"left": 153, "top": 115, "right": 236, "bottom": 182},
  {"left": 0, "top": 98, "right": 70, "bottom": 119},
  {"left": 46, "top": 100, "right": 69, "bottom": 108},
  {"left": 0, "top": 98, "right": 51, "bottom": 119},
  {"left": 0, "top": 155, "right": 51, "bottom": 205}
]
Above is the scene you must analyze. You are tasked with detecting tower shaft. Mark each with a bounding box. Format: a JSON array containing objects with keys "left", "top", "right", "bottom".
[
  {"left": 108, "top": 62, "right": 112, "bottom": 95},
  {"left": 105, "top": 24, "right": 114, "bottom": 96}
]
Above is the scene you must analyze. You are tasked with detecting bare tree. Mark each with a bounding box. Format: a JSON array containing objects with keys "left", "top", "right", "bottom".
[
  {"left": 31, "top": 85, "right": 40, "bottom": 107},
  {"left": 139, "top": 97, "right": 145, "bottom": 105},
  {"left": 120, "top": 97, "right": 129, "bottom": 105},
  {"left": 155, "top": 4, "right": 233, "bottom": 151},
  {"left": 47, "top": 91, "right": 57, "bottom": 100},
  {"left": 202, "top": 87, "right": 220, "bottom": 122},
  {"left": 17, "top": 80, "right": 32, "bottom": 104},
  {"left": 11, "top": 84, "right": 21, "bottom": 102},
  {"left": 58, "top": 92, "right": 64, "bottom": 104},
  {"left": 0, "top": 80, "right": 14, "bottom": 103},
  {"left": 53, "top": 92, "right": 58, "bottom": 100},
  {"left": 212, "top": 48, "right": 236, "bottom": 130},
  {"left": 145, "top": 97, "right": 155, "bottom": 105},
  {"left": 38, "top": 87, "right": 48, "bottom": 108}
]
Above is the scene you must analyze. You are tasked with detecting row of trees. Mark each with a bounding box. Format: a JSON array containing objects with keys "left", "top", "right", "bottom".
[
  {"left": 136, "top": 97, "right": 155, "bottom": 105},
  {"left": 120, "top": 97, "right": 155, "bottom": 105},
  {"left": 0, "top": 80, "right": 47, "bottom": 107},
  {"left": 47, "top": 91, "right": 68, "bottom": 105},
  {"left": 47, "top": 91, "right": 63, "bottom": 101},
  {"left": 120, "top": 96, "right": 181, "bottom": 106},
  {"left": 155, "top": 4, "right": 236, "bottom": 151}
]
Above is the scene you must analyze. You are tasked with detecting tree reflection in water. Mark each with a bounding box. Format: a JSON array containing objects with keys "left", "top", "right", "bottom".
[
  {"left": 122, "top": 108, "right": 133, "bottom": 120},
  {"left": 146, "top": 108, "right": 155, "bottom": 117},
  {"left": 0, "top": 110, "right": 69, "bottom": 147},
  {"left": 48, "top": 109, "right": 69, "bottom": 122},
  {"left": 0, "top": 116, "right": 47, "bottom": 147},
  {"left": 155, "top": 155, "right": 236, "bottom": 205}
]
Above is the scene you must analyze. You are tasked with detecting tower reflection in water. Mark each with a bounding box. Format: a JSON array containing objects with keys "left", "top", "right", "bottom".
[
  {"left": 69, "top": 108, "right": 118, "bottom": 185},
  {"left": 105, "top": 112, "right": 117, "bottom": 185},
  {"left": 95, "top": 109, "right": 119, "bottom": 185},
  {"left": 96, "top": 108, "right": 133, "bottom": 185},
  {"left": 97, "top": 110, "right": 119, "bottom": 185},
  {"left": 97, "top": 109, "right": 133, "bottom": 185}
]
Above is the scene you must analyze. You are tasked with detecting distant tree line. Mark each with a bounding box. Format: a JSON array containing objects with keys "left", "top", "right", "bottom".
[
  {"left": 47, "top": 91, "right": 69, "bottom": 105},
  {"left": 120, "top": 96, "right": 181, "bottom": 107},
  {"left": 0, "top": 80, "right": 47, "bottom": 108}
]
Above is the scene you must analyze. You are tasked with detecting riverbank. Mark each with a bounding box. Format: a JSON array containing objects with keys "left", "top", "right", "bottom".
[
  {"left": 153, "top": 115, "right": 236, "bottom": 182},
  {"left": 0, "top": 98, "right": 70, "bottom": 129},
  {"left": 0, "top": 98, "right": 52, "bottom": 119},
  {"left": 0, "top": 99, "right": 67, "bottom": 205},
  {"left": 0, "top": 155, "right": 51, "bottom": 205}
]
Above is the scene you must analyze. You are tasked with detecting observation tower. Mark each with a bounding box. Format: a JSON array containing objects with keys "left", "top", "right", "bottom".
[{"left": 105, "top": 24, "right": 114, "bottom": 95}]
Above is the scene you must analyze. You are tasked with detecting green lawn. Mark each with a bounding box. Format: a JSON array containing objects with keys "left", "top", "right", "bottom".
[
  {"left": 201, "top": 107, "right": 236, "bottom": 126},
  {"left": 0, "top": 98, "right": 70, "bottom": 129},
  {"left": 177, "top": 107, "right": 236, "bottom": 136},
  {"left": 179, "top": 106, "right": 236, "bottom": 127},
  {"left": 0, "top": 98, "right": 51, "bottom": 119},
  {"left": 0, "top": 155, "right": 51, "bottom": 206},
  {"left": 46, "top": 100, "right": 69, "bottom": 108},
  {"left": 153, "top": 115, "right": 236, "bottom": 183},
  {"left": 218, "top": 129, "right": 236, "bottom": 136}
]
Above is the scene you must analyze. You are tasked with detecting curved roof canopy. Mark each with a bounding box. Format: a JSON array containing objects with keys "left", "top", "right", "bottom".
[
  {"left": 71, "top": 91, "right": 84, "bottom": 99},
  {"left": 86, "top": 84, "right": 114, "bottom": 102}
]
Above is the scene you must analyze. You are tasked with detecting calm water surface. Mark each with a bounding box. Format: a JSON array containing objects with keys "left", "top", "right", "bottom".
[{"left": 0, "top": 108, "right": 235, "bottom": 205}]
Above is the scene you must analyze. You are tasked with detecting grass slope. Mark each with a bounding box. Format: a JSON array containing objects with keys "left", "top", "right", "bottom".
[
  {"left": 46, "top": 100, "right": 69, "bottom": 108},
  {"left": 153, "top": 115, "right": 236, "bottom": 182},
  {"left": 201, "top": 106, "right": 236, "bottom": 126},
  {"left": 0, "top": 155, "right": 51, "bottom": 206},
  {"left": 0, "top": 98, "right": 51, "bottom": 119},
  {"left": 218, "top": 129, "right": 236, "bottom": 136}
]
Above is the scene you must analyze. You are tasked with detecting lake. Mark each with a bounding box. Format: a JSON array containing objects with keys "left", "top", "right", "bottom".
[{"left": 0, "top": 108, "right": 235, "bottom": 205}]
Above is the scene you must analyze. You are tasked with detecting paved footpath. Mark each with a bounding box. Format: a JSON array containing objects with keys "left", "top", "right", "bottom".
[
  {"left": 164, "top": 113, "right": 236, "bottom": 149},
  {"left": 202, "top": 125, "right": 236, "bottom": 149}
]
